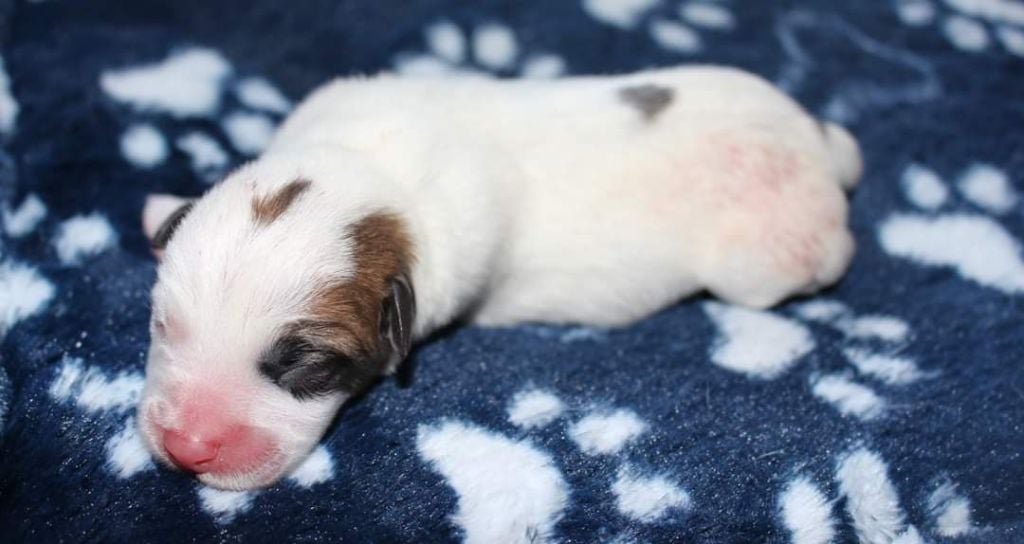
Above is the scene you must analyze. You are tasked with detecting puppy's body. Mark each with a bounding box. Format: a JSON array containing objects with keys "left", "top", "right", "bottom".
[
  {"left": 271, "top": 66, "right": 858, "bottom": 331},
  {"left": 139, "top": 66, "right": 862, "bottom": 489}
]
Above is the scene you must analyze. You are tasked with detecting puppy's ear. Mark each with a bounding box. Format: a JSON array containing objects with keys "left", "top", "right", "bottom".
[
  {"left": 143, "top": 194, "right": 195, "bottom": 258},
  {"left": 379, "top": 272, "right": 416, "bottom": 376}
]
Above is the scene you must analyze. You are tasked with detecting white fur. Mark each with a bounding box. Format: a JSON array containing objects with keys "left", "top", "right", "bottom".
[
  {"left": 100, "top": 48, "right": 231, "bottom": 118},
  {"left": 612, "top": 465, "right": 690, "bottom": 522},
  {"left": 704, "top": 302, "right": 814, "bottom": 379},
  {"left": 54, "top": 213, "right": 118, "bottom": 265},
  {"left": 569, "top": 408, "right": 647, "bottom": 455},
  {"left": 0, "top": 56, "right": 18, "bottom": 134},
  {"left": 269, "top": 67, "right": 857, "bottom": 328},
  {"left": 779, "top": 476, "right": 836, "bottom": 544},
  {"left": 3, "top": 193, "right": 47, "bottom": 237},
  {"left": 120, "top": 123, "right": 168, "bottom": 168},
  {"left": 141, "top": 67, "right": 860, "bottom": 489},
  {"left": 508, "top": 389, "right": 565, "bottom": 429},
  {"left": 812, "top": 374, "right": 884, "bottom": 420},
  {"left": 137, "top": 154, "right": 361, "bottom": 489},
  {"left": 417, "top": 421, "right": 568, "bottom": 544},
  {"left": 836, "top": 448, "right": 919, "bottom": 544}
]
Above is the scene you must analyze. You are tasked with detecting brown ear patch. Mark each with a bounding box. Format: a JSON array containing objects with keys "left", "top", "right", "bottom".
[
  {"left": 304, "top": 212, "right": 415, "bottom": 364},
  {"left": 251, "top": 178, "right": 312, "bottom": 226},
  {"left": 619, "top": 84, "right": 674, "bottom": 121}
]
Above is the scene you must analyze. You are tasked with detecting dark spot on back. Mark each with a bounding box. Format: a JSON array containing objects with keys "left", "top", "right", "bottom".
[{"left": 619, "top": 84, "right": 674, "bottom": 121}]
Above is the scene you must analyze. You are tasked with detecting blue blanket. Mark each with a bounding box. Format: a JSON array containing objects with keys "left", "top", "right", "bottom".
[{"left": 1, "top": 0, "right": 1022, "bottom": 542}]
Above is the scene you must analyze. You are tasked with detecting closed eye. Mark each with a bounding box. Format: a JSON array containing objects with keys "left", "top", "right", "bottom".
[{"left": 258, "top": 335, "right": 360, "bottom": 400}]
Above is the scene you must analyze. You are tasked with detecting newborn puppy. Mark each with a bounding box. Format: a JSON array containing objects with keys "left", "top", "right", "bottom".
[{"left": 138, "top": 66, "right": 862, "bottom": 490}]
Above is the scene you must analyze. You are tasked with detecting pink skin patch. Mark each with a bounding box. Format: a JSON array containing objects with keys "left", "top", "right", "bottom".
[{"left": 152, "top": 388, "right": 279, "bottom": 477}]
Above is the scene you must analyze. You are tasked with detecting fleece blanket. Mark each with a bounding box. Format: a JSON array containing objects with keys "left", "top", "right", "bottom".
[{"left": 1, "top": 0, "right": 1022, "bottom": 542}]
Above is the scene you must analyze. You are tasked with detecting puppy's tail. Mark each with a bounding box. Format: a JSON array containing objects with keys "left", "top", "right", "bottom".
[{"left": 821, "top": 121, "right": 863, "bottom": 191}]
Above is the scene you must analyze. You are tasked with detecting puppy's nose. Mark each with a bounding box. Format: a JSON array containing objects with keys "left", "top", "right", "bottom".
[{"left": 162, "top": 428, "right": 221, "bottom": 473}]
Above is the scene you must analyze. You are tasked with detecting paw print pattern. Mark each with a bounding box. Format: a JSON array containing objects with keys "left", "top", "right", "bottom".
[
  {"left": 100, "top": 47, "right": 293, "bottom": 182},
  {"left": 777, "top": 447, "right": 974, "bottom": 543},
  {"left": 393, "top": 21, "right": 567, "bottom": 79},
  {"left": 46, "top": 355, "right": 336, "bottom": 525},
  {"left": 582, "top": 0, "right": 736, "bottom": 54},
  {"left": 895, "top": 0, "right": 1024, "bottom": 56},
  {"left": 416, "top": 388, "right": 691, "bottom": 544},
  {"left": 880, "top": 162, "right": 1024, "bottom": 294},
  {"left": 0, "top": 159, "right": 56, "bottom": 340},
  {"left": 703, "top": 300, "right": 932, "bottom": 421}
]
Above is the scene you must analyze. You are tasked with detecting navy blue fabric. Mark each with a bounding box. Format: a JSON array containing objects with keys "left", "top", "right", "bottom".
[{"left": 1, "top": 0, "right": 1022, "bottom": 542}]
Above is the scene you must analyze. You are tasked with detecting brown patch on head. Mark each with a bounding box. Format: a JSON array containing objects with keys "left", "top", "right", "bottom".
[
  {"left": 251, "top": 178, "right": 312, "bottom": 226},
  {"left": 304, "top": 212, "right": 415, "bottom": 366}
]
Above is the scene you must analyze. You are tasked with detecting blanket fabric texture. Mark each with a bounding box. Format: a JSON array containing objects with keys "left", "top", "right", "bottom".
[{"left": 0, "top": 0, "right": 1022, "bottom": 542}]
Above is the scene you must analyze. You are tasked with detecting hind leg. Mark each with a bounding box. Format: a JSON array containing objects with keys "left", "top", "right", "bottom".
[{"left": 687, "top": 130, "right": 858, "bottom": 308}]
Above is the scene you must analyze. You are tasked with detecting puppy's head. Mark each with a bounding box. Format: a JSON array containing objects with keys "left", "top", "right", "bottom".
[{"left": 137, "top": 158, "right": 415, "bottom": 490}]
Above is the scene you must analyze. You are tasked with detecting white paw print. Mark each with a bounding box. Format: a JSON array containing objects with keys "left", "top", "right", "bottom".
[
  {"left": 393, "top": 21, "right": 567, "bottom": 79},
  {"left": 778, "top": 447, "right": 974, "bottom": 542},
  {"left": 582, "top": 0, "right": 736, "bottom": 54},
  {"left": 100, "top": 47, "right": 293, "bottom": 183},
  {"left": 895, "top": 0, "right": 1024, "bottom": 56},
  {"left": 417, "top": 388, "right": 691, "bottom": 544},
  {"left": 46, "top": 355, "right": 335, "bottom": 524},
  {"left": 703, "top": 299, "right": 933, "bottom": 421},
  {"left": 880, "top": 162, "right": 1023, "bottom": 294}
]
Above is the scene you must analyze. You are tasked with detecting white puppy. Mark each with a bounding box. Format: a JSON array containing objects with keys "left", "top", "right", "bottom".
[{"left": 138, "top": 66, "right": 862, "bottom": 490}]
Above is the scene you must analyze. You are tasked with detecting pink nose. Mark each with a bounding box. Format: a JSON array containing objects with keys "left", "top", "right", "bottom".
[
  {"left": 163, "top": 429, "right": 221, "bottom": 473},
  {"left": 155, "top": 416, "right": 277, "bottom": 476}
]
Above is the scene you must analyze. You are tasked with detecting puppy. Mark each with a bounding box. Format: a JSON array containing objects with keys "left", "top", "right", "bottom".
[{"left": 138, "top": 66, "right": 862, "bottom": 490}]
